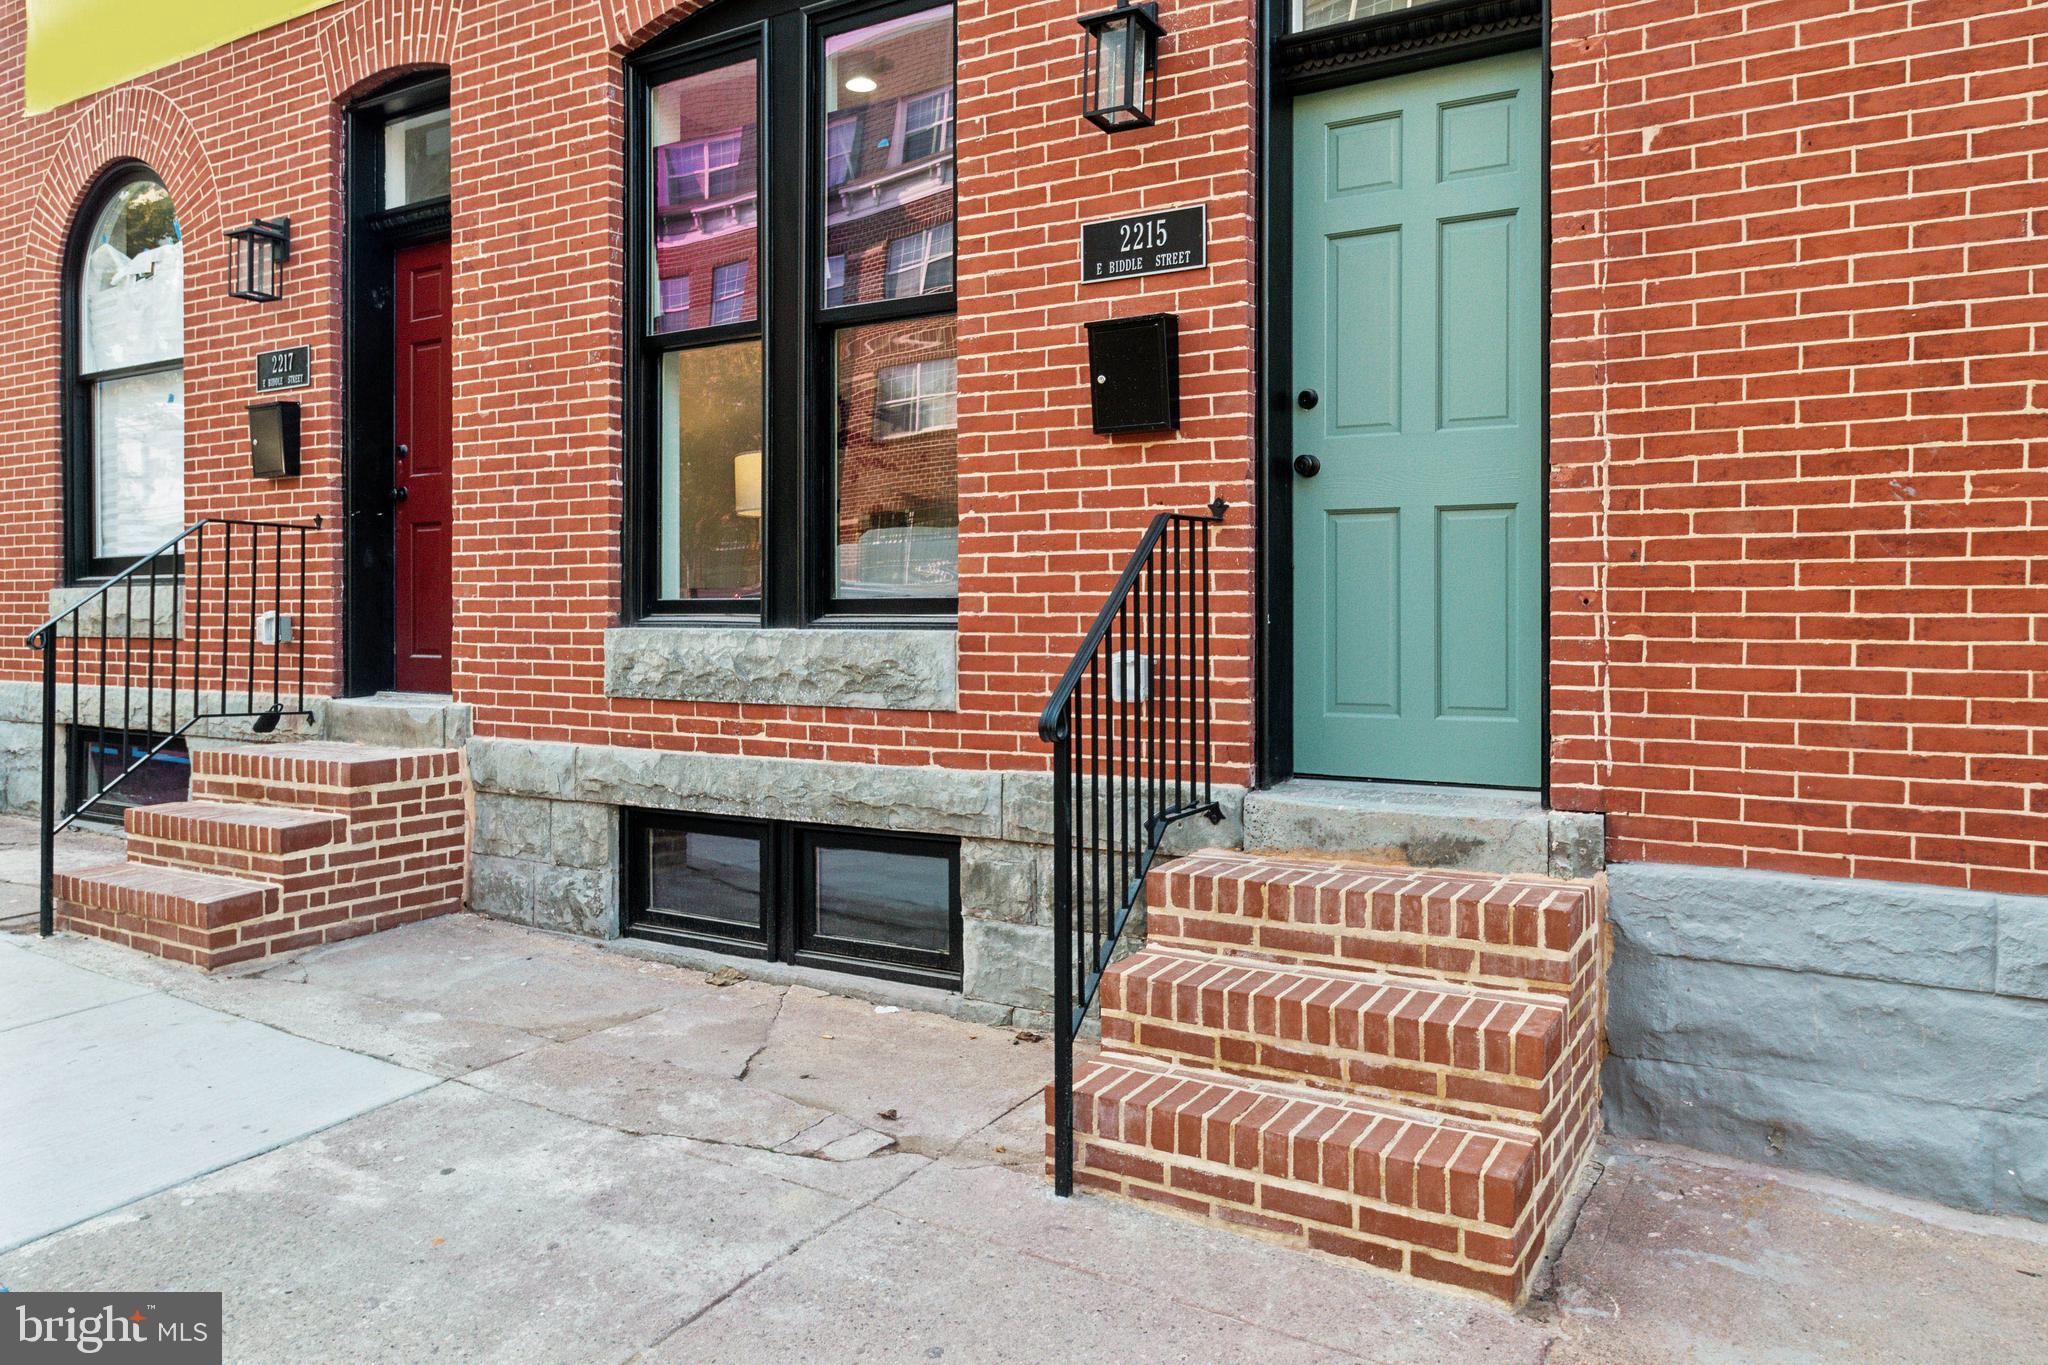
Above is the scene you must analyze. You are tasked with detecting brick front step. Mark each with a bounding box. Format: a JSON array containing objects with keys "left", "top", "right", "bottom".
[
  {"left": 1100, "top": 946, "right": 1566, "bottom": 1126},
  {"left": 189, "top": 741, "right": 463, "bottom": 813},
  {"left": 1060, "top": 1054, "right": 1546, "bottom": 1302},
  {"left": 56, "top": 861, "right": 276, "bottom": 930},
  {"left": 127, "top": 802, "right": 347, "bottom": 856},
  {"left": 56, "top": 861, "right": 282, "bottom": 968},
  {"left": 57, "top": 740, "right": 471, "bottom": 972},
  {"left": 1146, "top": 849, "right": 1600, "bottom": 993}
]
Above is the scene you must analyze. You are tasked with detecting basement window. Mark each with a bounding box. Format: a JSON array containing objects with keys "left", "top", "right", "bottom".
[
  {"left": 624, "top": 810, "right": 961, "bottom": 989},
  {"left": 68, "top": 733, "right": 190, "bottom": 824}
]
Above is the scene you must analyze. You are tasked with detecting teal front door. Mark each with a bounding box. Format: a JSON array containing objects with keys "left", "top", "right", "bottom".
[{"left": 1289, "top": 50, "right": 1544, "bottom": 788}]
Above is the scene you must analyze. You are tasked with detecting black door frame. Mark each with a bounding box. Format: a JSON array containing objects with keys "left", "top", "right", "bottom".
[
  {"left": 1252, "top": 0, "right": 1547, "bottom": 789},
  {"left": 342, "top": 71, "right": 452, "bottom": 697}
]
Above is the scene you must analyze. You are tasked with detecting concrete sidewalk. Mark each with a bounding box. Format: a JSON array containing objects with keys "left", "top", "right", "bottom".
[{"left": 0, "top": 886, "right": 2043, "bottom": 1360}]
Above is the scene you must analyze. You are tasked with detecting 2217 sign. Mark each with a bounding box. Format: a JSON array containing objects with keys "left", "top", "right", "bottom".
[{"left": 1079, "top": 205, "right": 1207, "bottom": 284}]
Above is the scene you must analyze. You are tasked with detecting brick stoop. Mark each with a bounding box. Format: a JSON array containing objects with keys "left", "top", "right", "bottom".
[
  {"left": 1052, "top": 848, "right": 1606, "bottom": 1305},
  {"left": 56, "top": 742, "right": 469, "bottom": 970}
]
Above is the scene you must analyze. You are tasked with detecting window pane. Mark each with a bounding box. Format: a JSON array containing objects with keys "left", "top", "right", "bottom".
[
  {"left": 80, "top": 178, "right": 181, "bottom": 374},
  {"left": 884, "top": 222, "right": 952, "bottom": 299},
  {"left": 1294, "top": 0, "right": 1427, "bottom": 33},
  {"left": 823, "top": 6, "right": 954, "bottom": 306},
  {"left": 651, "top": 58, "right": 759, "bottom": 334},
  {"left": 93, "top": 369, "right": 183, "bottom": 558},
  {"left": 832, "top": 318, "right": 957, "bottom": 598},
  {"left": 77, "top": 735, "right": 190, "bottom": 815},
  {"left": 648, "top": 828, "right": 762, "bottom": 933},
  {"left": 813, "top": 844, "right": 950, "bottom": 955},
  {"left": 383, "top": 108, "right": 450, "bottom": 208},
  {"left": 658, "top": 342, "right": 763, "bottom": 601}
]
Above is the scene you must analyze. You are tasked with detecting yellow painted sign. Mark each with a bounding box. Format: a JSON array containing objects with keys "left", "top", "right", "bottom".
[{"left": 26, "top": 0, "right": 342, "bottom": 115}]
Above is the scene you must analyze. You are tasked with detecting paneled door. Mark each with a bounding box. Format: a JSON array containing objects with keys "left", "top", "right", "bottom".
[
  {"left": 392, "top": 239, "right": 453, "bottom": 693},
  {"left": 1289, "top": 50, "right": 1543, "bottom": 787}
]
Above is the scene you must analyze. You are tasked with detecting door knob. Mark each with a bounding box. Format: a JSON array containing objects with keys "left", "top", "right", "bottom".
[
  {"left": 391, "top": 486, "right": 409, "bottom": 504},
  {"left": 395, "top": 443, "right": 409, "bottom": 461},
  {"left": 1296, "top": 389, "right": 1319, "bottom": 410},
  {"left": 1293, "top": 453, "right": 1322, "bottom": 479}
]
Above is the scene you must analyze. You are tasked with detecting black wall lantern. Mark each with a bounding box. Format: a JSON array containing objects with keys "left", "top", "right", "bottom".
[
  {"left": 1078, "top": 0, "right": 1163, "bottom": 132},
  {"left": 225, "top": 216, "right": 291, "bottom": 302}
]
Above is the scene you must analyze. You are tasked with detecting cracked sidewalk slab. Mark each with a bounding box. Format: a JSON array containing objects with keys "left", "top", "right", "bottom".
[{"left": 3, "top": 910, "right": 2044, "bottom": 1361}]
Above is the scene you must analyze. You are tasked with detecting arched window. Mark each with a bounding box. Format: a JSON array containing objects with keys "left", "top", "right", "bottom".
[{"left": 66, "top": 167, "right": 184, "bottom": 579}]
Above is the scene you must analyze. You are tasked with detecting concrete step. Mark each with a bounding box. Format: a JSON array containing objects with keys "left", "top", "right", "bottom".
[
  {"left": 1062, "top": 1053, "right": 1544, "bottom": 1302},
  {"left": 1100, "top": 947, "right": 1566, "bottom": 1126},
  {"left": 1146, "top": 849, "right": 1602, "bottom": 995},
  {"left": 320, "top": 694, "right": 472, "bottom": 749},
  {"left": 1242, "top": 779, "right": 1603, "bottom": 880}
]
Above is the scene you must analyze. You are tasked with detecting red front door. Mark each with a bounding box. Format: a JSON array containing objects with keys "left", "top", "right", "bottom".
[{"left": 393, "top": 240, "right": 453, "bottom": 692}]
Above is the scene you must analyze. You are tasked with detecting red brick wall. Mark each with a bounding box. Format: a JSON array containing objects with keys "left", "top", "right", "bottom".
[
  {"left": 6, "top": 0, "right": 2043, "bottom": 897},
  {"left": 0, "top": 0, "right": 1256, "bottom": 777},
  {"left": 1549, "top": 0, "right": 2048, "bottom": 895}
]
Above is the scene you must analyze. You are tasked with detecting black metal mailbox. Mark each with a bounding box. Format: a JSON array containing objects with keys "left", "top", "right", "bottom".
[
  {"left": 1085, "top": 313, "right": 1180, "bottom": 435},
  {"left": 248, "top": 401, "right": 301, "bottom": 479}
]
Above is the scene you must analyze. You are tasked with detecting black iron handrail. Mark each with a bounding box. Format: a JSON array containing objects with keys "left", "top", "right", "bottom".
[
  {"left": 26, "top": 517, "right": 319, "bottom": 936},
  {"left": 1039, "top": 497, "right": 1227, "bottom": 1196}
]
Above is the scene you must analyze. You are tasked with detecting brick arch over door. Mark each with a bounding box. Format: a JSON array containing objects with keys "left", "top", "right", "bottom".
[{"left": 315, "top": 0, "right": 460, "bottom": 104}]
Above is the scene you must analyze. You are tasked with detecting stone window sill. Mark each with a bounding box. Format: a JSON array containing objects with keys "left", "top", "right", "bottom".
[
  {"left": 47, "top": 585, "right": 183, "bottom": 639},
  {"left": 604, "top": 625, "right": 957, "bottom": 711}
]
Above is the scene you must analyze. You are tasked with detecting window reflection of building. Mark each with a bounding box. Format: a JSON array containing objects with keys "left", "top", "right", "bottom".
[
  {"left": 650, "top": 61, "right": 759, "bottom": 335},
  {"left": 823, "top": 11, "right": 955, "bottom": 311},
  {"left": 643, "top": 6, "right": 958, "bottom": 611},
  {"left": 824, "top": 7, "right": 959, "bottom": 600},
  {"left": 834, "top": 316, "right": 957, "bottom": 598},
  {"left": 1295, "top": 0, "right": 1425, "bottom": 34}
]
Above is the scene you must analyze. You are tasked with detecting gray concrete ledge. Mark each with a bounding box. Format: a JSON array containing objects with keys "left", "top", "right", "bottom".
[
  {"left": 1604, "top": 859, "right": 2048, "bottom": 1221},
  {"left": 322, "top": 693, "right": 474, "bottom": 749},
  {"left": 1241, "top": 778, "right": 1604, "bottom": 879},
  {"left": 605, "top": 625, "right": 957, "bottom": 711}
]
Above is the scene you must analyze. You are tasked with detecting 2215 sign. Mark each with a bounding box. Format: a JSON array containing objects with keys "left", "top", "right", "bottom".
[{"left": 1079, "top": 205, "right": 1207, "bottom": 284}]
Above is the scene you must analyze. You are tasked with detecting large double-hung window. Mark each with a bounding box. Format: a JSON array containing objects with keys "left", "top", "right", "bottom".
[
  {"left": 630, "top": 0, "right": 957, "bottom": 620},
  {"left": 66, "top": 169, "right": 185, "bottom": 579}
]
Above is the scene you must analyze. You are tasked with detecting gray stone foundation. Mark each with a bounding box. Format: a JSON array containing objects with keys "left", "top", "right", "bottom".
[
  {"left": 461, "top": 735, "right": 1249, "bottom": 1021},
  {"left": 1603, "top": 860, "right": 2048, "bottom": 1221}
]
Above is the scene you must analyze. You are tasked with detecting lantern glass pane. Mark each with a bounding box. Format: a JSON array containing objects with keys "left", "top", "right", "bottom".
[{"left": 1094, "top": 17, "right": 1133, "bottom": 114}]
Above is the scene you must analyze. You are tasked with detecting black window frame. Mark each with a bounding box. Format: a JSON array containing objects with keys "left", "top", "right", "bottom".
[
  {"left": 624, "top": 0, "right": 959, "bottom": 627},
  {"left": 623, "top": 808, "right": 963, "bottom": 989},
  {"left": 61, "top": 161, "right": 185, "bottom": 583}
]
